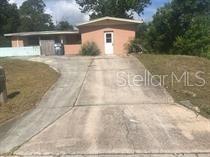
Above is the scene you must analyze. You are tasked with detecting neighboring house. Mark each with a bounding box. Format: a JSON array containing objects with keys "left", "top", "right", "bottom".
[{"left": 4, "top": 17, "right": 143, "bottom": 56}]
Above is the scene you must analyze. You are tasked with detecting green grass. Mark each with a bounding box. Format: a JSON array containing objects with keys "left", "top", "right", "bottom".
[
  {"left": 0, "top": 58, "right": 59, "bottom": 124},
  {"left": 139, "top": 54, "right": 210, "bottom": 118}
]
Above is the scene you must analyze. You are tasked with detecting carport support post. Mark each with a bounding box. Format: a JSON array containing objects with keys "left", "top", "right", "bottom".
[{"left": 0, "top": 66, "right": 7, "bottom": 104}]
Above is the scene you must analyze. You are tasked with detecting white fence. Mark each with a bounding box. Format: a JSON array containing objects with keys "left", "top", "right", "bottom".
[{"left": 0, "top": 46, "right": 41, "bottom": 57}]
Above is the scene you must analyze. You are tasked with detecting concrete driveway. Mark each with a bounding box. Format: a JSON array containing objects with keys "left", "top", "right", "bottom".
[{"left": 1, "top": 56, "right": 210, "bottom": 157}]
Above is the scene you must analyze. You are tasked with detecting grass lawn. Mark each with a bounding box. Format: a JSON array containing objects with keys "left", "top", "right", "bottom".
[
  {"left": 139, "top": 54, "right": 210, "bottom": 118},
  {"left": 0, "top": 58, "right": 59, "bottom": 124}
]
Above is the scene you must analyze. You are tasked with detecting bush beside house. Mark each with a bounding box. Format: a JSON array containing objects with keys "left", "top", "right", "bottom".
[
  {"left": 126, "top": 38, "right": 143, "bottom": 54},
  {"left": 80, "top": 42, "right": 100, "bottom": 56}
]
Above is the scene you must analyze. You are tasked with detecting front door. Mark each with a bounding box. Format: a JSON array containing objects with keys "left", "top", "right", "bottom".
[{"left": 104, "top": 32, "right": 114, "bottom": 55}]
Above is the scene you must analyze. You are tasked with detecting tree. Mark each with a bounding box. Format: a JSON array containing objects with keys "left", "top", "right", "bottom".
[
  {"left": 76, "top": 0, "right": 151, "bottom": 19},
  {"left": 0, "top": 0, "right": 20, "bottom": 47},
  {"left": 173, "top": 15, "right": 210, "bottom": 56},
  {"left": 18, "top": 0, "right": 54, "bottom": 32},
  {"left": 143, "top": 0, "right": 210, "bottom": 54},
  {"left": 56, "top": 21, "right": 74, "bottom": 31},
  {"left": 136, "top": 23, "right": 150, "bottom": 51},
  {"left": 146, "top": 3, "right": 175, "bottom": 53},
  {"left": 170, "top": 0, "right": 210, "bottom": 36}
]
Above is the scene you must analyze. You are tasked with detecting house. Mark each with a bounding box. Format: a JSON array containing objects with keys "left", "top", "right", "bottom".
[{"left": 4, "top": 17, "right": 143, "bottom": 56}]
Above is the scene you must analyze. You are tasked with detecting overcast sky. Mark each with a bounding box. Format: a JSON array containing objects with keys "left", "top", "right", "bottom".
[{"left": 9, "top": 0, "right": 169, "bottom": 25}]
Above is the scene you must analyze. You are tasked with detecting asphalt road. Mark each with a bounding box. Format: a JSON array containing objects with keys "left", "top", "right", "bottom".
[{"left": 0, "top": 56, "right": 210, "bottom": 157}]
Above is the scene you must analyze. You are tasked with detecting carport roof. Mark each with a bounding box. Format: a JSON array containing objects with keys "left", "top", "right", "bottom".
[
  {"left": 4, "top": 31, "right": 79, "bottom": 37},
  {"left": 77, "top": 16, "right": 143, "bottom": 27}
]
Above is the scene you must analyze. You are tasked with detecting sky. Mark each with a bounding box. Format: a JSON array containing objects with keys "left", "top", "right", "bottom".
[
  {"left": 141, "top": 0, "right": 170, "bottom": 22},
  {"left": 9, "top": 0, "right": 170, "bottom": 25}
]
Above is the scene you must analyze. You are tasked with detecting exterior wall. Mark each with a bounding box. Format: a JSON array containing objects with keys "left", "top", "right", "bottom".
[
  {"left": 64, "top": 34, "right": 81, "bottom": 55},
  {"left": 11, "top": 37, "right": 26, "bottom": 47},
  {"left": 64, "top": 44, "right": 81, "bottom": 55},
  {"left": 0, "top": 46, "right": 41, "bottom": 57},
  {"left": 79, "top": 24, "right": 136, "bottom": 55}
]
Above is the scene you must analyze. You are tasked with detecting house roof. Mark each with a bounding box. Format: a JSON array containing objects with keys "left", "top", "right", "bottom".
[
  {"left": 4, "top": 17, "right": 143, "bottom": 37},
  {"left": 4, "top": 31, "right": 79, "bottom": 37},
  {"left": 77, "top": 16, "right": 143, "bottom": 27}
]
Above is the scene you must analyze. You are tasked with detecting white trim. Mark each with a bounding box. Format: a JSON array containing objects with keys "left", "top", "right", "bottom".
[
  {"left": 77, "top": 16, "right": 143, "bottom": 27},
  {"left": 5, "top": 31, "right": 79, "bottom": 37},
  {"left": 104, "top": 32, "right": 114, "bottom": 55}
]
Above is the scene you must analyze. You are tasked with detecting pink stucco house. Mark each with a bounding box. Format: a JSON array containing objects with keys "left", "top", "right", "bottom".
[{"left": 4, "top": 17, "right": 143, "bottom": 56}]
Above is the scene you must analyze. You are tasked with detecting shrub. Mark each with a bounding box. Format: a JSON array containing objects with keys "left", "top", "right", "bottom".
[
  {"left": 127, "top": 38, "right": 143, "bottom": 54},
  {"left": 80, "top": 42, "right": 100, "bottom": 56}
]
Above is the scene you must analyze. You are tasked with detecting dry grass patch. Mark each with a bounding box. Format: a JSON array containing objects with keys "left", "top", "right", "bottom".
[
  {"left": 139, "top": 54, "right": 210, "bottom": 118},
  {"left": 0, "top": 58, "right": 59, "bottom": 123}
]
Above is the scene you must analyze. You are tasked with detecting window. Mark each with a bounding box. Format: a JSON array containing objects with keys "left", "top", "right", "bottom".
[{"left": 106, "top": 33, "right": 112, "bottom": 43}]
